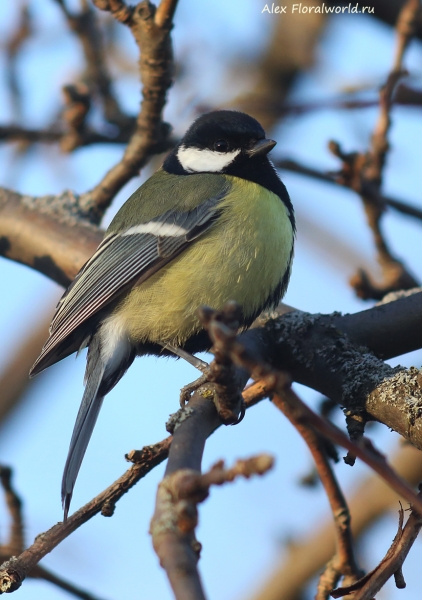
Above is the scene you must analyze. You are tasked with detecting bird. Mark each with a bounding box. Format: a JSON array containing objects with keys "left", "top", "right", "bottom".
[{"left": 30, "top": 110, "right": 295, "bottom": 519}]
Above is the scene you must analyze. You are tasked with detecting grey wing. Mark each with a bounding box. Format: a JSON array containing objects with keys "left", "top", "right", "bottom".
[{"left": 30, "top": 196, "right": 222, "bottom": 376}]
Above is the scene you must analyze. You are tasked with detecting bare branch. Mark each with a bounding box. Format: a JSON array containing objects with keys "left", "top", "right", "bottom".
[
  {"left": 331, "top": 0, "right": 421, "bottom": 299},
  {"left": 0, "top": 187, "right": 102, "bottom": 286},
  {"left": 27, "top": 564, "right": 107, "bottom": 600},
  {"left": 154, "top": 0, "right": 178, "bottom": 28},
  {"left": 0, "top": 438, "right": 171, "bottom": 593},
  {"left": 332, "top": 497, "right": 422, "bottom": 599},
  {"left": 2, "top": 187, "right": 422, "bottom": 449},
  {"left": 0, "top": 467, "right": 24, "bottom": 556},
  {"left": 0, "top": 466, "right": 105, "bottom": 600},
  {"left": 247, "top": 442, "right": 422, "bottom": 600},
  {"left": 0, "top": 371, "right": 273, "bottom": 593},
  {"left": 92, "top": 0, "right": 134, "bottom": 25},
  {"left": 275, "top": 157, "right": 422, "bottom": 223},
  {"left": 0, "top": 124, "right": 138, "bottom": 147},
  {"left": 203, "top": 305, "right": 422, "bottom": 513},
  {"left": 151, "top": 448, "right": 273, "bottom": 600},
  {"left": 270, "top": 399, "right": 362, "bottom": 598},
  {"left": 80, "top": 0, "right": 178, "bottom": 222},
  {"left": 55, "top": 0, "right": 131, "bottom": 127},
  {"left": 244, "top": 297, "right": 422, "bottom": 449}
]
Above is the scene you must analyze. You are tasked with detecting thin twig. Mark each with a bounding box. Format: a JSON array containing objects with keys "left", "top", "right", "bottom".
[
  {"left": 0, "top": 124, "right": 136, "bottom": 146},
  {"left": 0, "top": 468, "right": 24, "bottom": 556},
  {"left": 333, "top": 0, "right": 421, "bottom": 299},
  {"left": 246, "top": 84, "right": 422, "bottom": 118},
  {"left": 247, "top": 442, "right": 422, "bottom": 600},
  {"left": 54, "top": 0, "right": 133, "bottom": 129},
  {"left": 80, "top": 0, "right": 178, "bottom": 222},
  {"left": 332, "top": 495, "right": 422, "bottom": 599},
  {"left": 270, "top": 399, "right": 362, "bottom": 598},
  {"left": 21, "top": 563, "right": 107, "bottom": 600},
  {"left": 5, "top": 5, "right": 31, "bottom": 121},
  {"left": 275, "top": 384, "right": 422, "bottom": 516},
  {"left": 0, "top": 376, "right": 270, "bottom": 594},
  {"left": 0, "top": 438, "right": 171, "bottom": 593},
  {"left": 275, "top": 157, "right": 422, "bottom": 223},
  {"left": 0, "top": 467, "right": 104, "bottom": 599}
]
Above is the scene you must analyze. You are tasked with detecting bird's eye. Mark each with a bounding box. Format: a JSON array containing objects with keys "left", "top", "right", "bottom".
[{"left": 214, "top": 139, "right": 229, "bottom": 152}]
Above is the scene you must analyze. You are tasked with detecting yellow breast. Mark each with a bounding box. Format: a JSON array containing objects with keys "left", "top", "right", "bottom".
[{"left": 116, "top": 176, "right": 294, "bottom": 346}]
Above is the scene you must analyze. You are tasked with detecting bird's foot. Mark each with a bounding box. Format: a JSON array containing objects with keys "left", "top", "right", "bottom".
[
  {"left": 162, "top": 343, "right": 211, "bottom": 405},
  {"left": 179, "top": 372, "right": 212, "bottom": 406}
]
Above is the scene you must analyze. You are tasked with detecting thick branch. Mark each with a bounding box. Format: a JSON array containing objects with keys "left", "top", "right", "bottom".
[
  {"left": 2, "top": 181, "right": 422, "bottom": 445},
  {"left": 0, "top": 187, "right": 102, "bottom": 286},
  {"left": 246, "top": 300, "right": 422, "bottom": 449},
  {"left": 202, "top": 310, "right": 422, "bottom": 513},
  {"left": 2, "top": 189, "right": 422, "bottom": 446},
  {"left": 150, "top": 323, "right": 264, "bottom": 599}
]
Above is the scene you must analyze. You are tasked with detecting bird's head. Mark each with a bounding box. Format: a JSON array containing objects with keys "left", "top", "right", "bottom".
[{"left": 173, "top": 110, "right": 276, "bottom": 174}]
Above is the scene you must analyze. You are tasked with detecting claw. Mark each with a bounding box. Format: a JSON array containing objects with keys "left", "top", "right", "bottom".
[{"left": 179, "top": 373, "right": 210, "bottom": 406}]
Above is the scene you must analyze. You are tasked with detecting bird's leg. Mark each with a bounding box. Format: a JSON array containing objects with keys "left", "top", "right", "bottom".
[
  {"left": 164, "top": 344, "right": 209, "bottom": 372},
  {"left": 163, "top": 344, "right": 211, "bottom": 406}
]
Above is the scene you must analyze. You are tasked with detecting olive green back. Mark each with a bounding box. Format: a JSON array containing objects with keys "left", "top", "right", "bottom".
[{"left": 107, "top": 169, "right": 231, "bottom": 234}]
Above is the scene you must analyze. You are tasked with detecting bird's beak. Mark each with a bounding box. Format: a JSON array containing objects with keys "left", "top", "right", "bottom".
[{"left": 246, "top": 138, "right": 277, "bottom": 157}]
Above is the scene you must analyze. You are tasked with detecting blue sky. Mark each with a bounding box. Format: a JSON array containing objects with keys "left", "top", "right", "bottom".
[{"left": 1, "top": 2, "right": 422, "bottom": 599}]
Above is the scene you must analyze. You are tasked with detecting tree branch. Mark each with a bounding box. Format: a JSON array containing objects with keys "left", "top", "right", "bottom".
[
  {"left": 2, "top": 188, "right": 422, "bottom": 448},
  {"left": 0, "top": 437, "right": 170, "bottom": 593},
  {"left": 275, "top": 157, "right": 422, "bottom": 223},
  {"left": 55, "top": 0, "right": 133, "bottom": 129},
  {"left": 201, "top": 308, "right": 422, "bottom": 513},
  {"left": 332, "top": 497, "right": 422, "bottom": 599},
  {"left": 0, "top": 378, "right": 270, "bottom": 593},
  {"left": 250, "top": 441, "right": 422, "bottom": 600},
  {"left": 270, "top": 398, "right": 363, "bottom": 598},
  {"left": 0, "top": 187, "right": 102, "bottom": 286},
  {"left": 151, "top": 451, "right": 273, "bottom": 600},
  {"left": 80, "top": 0, "right": 178, "bottom": 222},
  {"left": 327, "top": 0, "right": 421, "bottom": 300},
  {"left": 244, "top": 299, "right": 422, "bottom": 449}
]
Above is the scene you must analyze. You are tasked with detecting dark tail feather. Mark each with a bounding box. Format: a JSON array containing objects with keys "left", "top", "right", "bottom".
[
  {"left": 62, "top": 348, "right": 105, "bottom": 520},
  {"left": 61, "top": 324, "right": 134, "bottom": 520}
]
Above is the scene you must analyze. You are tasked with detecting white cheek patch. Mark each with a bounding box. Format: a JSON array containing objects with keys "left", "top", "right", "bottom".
[
  {"left": 122, "top": 222, "right": 188, "bottom": 237},
  {"left": 177, "top": 145, "right": 240, "bottom": 173}
]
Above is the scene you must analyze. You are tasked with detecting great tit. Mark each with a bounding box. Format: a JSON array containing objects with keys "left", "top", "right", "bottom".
[{"left": 30, "top": 110, "right": 295, "bottom": 518}]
